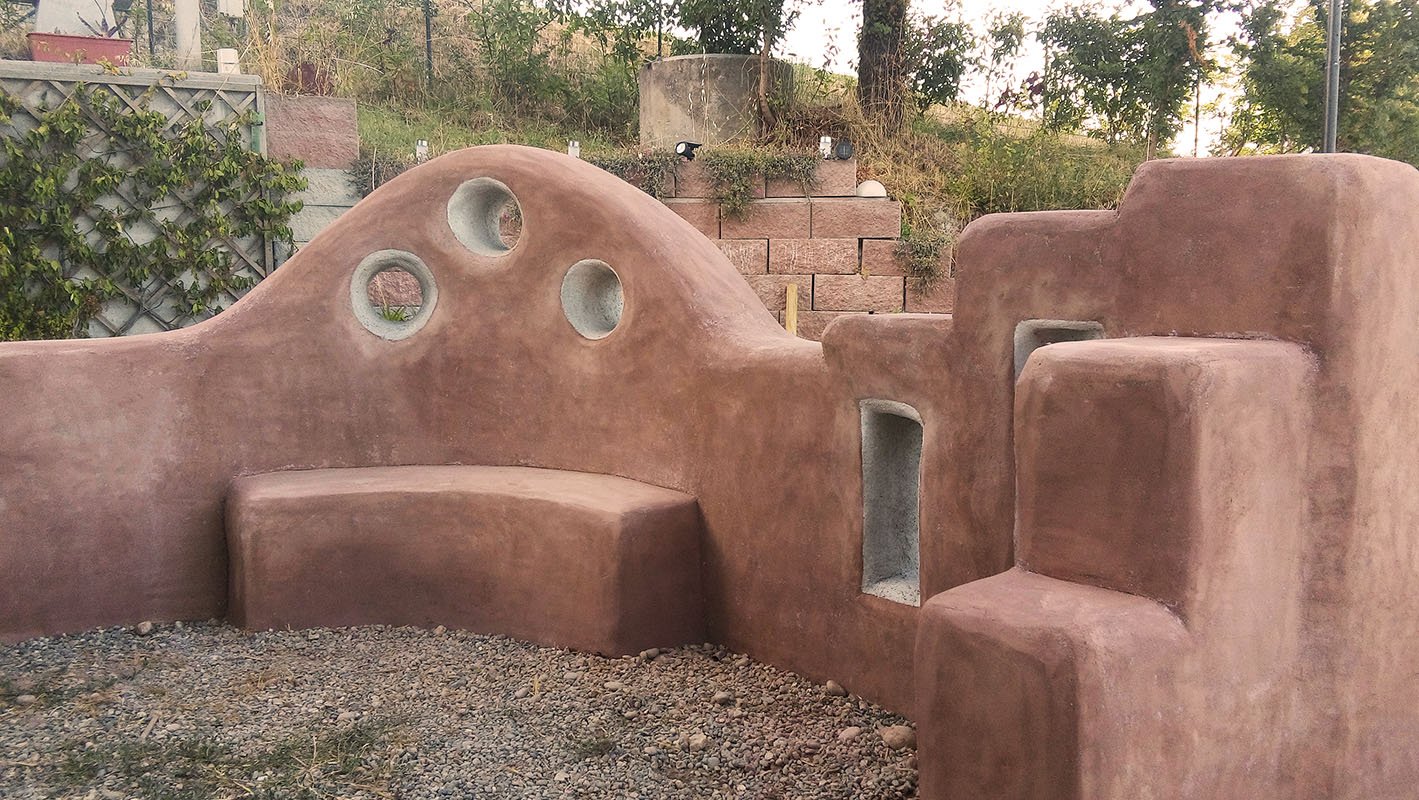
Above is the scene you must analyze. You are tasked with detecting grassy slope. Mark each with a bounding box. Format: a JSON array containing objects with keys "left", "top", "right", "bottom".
[{"left": 358, "top": 103, "right": 629, "bottom": 159}]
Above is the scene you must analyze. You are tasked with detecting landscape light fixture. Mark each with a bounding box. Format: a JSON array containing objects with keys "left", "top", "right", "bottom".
[
  {"left": 819, "top": 135, "right": 833, "bottom": 159},
  {"left": 675, "top": 141, "right": 702, "bottom": 161},
  {"left": 834, "top": 139, "right": 855, "bottom": 161}
]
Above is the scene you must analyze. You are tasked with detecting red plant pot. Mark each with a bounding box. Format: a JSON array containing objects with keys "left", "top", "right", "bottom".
[{"left": 28, "top": 33, "right": 134, "bottom": 66}]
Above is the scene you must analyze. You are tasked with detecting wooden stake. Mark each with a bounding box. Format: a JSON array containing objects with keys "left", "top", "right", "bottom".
[{"left": 785, "top": 283, "right": 798, "bottom": 336}]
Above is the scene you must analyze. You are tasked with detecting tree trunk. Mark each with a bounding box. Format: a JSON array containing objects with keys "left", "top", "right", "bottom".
[{"left": 858, "top": 0, "right": 908, "bottom": 131}]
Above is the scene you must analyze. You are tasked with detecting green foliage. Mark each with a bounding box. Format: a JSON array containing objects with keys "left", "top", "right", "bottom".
[
  {"left": 451, "top": 0, "right": 645, "bottom": 136},
  {"left": 55, "top": 717, "right": 405, "bottom": 797},
  {"left": 903, "top": 11, "right": 975, "bottom": 113},
  {"left": 944, "top": 114, "right": 1141, "bottom": 216},
  {"left": 1224, "top": 0, "right": 1419, "bottom": 163},
  {"left": 567, "top": 733, "right": 618, "bottom": 759},
  {"left": 894, "top": 227, "right": 950, "bottom": 285},
  {"left": 588, "top": 146, "right": 819, "bottom": 213},
  {"left": 1041, "top": 0, "right": 1216, "bottom": 149},
  {"left": 351, "top": 147, "right": 416, "bottom": 198},
  {"left": 586, "top": 149, "right": 681, "bottom": 197},
  {"left": 564, "top": 0, "right": 665, "bottom": 64},
  {"left": 378, "top": 303, "right": 413, "bottom": 322},
  {"left": 858, "top": 0, "right": 910, "bottom": 129},
  {"left": 980, "top": 11, "right": 1029, "bottom": 113},
  {"left": 698, "top": 147, "right": 820, "bottom": 216},
  {"left": 356, "top": 103, "right": 624, "bottom": 166},
  {"left": 466, "top": 0, "right": 571, "bottom": 115},
  {"left": 673, "top": 0, "right": 784, "bottom": 55},
  {"left": 0, "top": 84, "right": 304, "bottom": 341}
]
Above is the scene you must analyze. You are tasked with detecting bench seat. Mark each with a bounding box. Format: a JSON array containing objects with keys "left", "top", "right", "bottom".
[{"left": 226, "top": 466, "right": 704, "bottom": 655}]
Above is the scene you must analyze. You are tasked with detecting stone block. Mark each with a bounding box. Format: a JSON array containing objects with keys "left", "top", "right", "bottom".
[
  {"left": 721, "top": 199, "right": 811, "bottom": 239},
  {"left": 769, "top": 238, "right": 858, "bottom": 275},
  {"left": 265, "top": 95, "right": 358, "bottom": 169},
  {"left": 291, "top": 168, "right": 361, "bottom": 208},
  {"left": 367, "top": 268, "right": 422, "bottom": 307},
  {"left": 746, "top": 274, "right": 811, "bottom": 311},
  {"left": 906, "top": 278, "right": 955, "bottom": 313},
  {"left": 767, "top": 160, "right": 858, "bottom": 197},
  {"left": 290, "top": 205, "right": 350, "bottom": 245},
  {"left": 860, "top": 238, "right": 908, "bottom": 277},
  {"left": 812, "top": 198, "right": 902, "bottom": 239},
  {"left": 716, "top": 239, "right": 769, "bottom": 275},
  {"left": 664, "top": 199, "right": 720, "bottom": 238},
  {"left": 674, "top": 160, "right": 764, "bottom": 199},
  {"left": 813, "top": 274, "right": 904, "bottom": 312}
]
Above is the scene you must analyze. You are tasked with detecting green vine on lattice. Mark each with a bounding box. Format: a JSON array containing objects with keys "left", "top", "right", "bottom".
[
  {"left": 0, "top": 84, "right": 306, "bottom": 341},
  {"left": 698, "top": 147, "right": 819, "bottom": 217}
]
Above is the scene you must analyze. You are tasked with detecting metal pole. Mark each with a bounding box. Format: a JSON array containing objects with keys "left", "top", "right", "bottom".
[
  {"left": 146, "top": 0, "right": 154, "bottom": 57},
  {"left": 1193, "top": 77, "right": 1201, "bottom": 157},
  {"left": 1323, "top": 0, "right": 1343, "bottom": 152},
  {"left": 424, "top": 0, "right": 434, "bottom": 91}
]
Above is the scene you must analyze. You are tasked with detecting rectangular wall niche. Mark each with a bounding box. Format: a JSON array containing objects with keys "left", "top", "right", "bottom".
[
  {"left": 860, "top": 399, "right": 923, "bottom": 606},
  {"left": 1013, "top": 319, "right": 1106, "bottom": 379}
]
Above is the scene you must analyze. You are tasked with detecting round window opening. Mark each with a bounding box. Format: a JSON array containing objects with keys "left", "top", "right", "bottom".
[
  {"left": 448, "top": 177, "right": 521, "bottom": 257},
  {"left": 560, "top": 259, "right": 623, "bottom": 340},
  {"left": 350, "top": 250, "right": 438, "bottom": 340}
]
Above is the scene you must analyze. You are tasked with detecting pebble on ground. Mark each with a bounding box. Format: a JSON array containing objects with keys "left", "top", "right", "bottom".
[{"left": 0, "top": 622, "right": 918, "bottom": 799}]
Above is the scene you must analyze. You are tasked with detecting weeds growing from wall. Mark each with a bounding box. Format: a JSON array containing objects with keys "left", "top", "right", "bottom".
[
  {"left": 586, "top": 150, "right": 681, "bottom": 198},
  {"left": 699, "top": 148, "right": 820, "bottom": 216}
]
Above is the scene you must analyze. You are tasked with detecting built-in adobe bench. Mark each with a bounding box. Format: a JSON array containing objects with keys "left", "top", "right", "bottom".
[{"left": 225, "top": 466, "right": 705, "bottom": 655}]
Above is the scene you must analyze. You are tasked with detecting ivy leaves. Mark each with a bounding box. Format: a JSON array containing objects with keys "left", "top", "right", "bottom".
[
  {"left": 697, "top": 148, "right": 819, "bottom": 217},
  {"left": 0, "top": 84, "right": 306, "bottom": 341}
]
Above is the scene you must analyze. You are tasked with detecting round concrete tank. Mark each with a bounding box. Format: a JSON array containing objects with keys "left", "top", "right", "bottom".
[{"left": 638, "top": 54, "right": 795, "bottom": 148}]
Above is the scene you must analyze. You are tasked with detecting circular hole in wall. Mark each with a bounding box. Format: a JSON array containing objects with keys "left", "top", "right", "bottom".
[
  {"left": 350, "top": 250, "right": 438, "bottom": 340},
  {"left": 560, "top": 259, "right": 623, "bottom": 340},
  {"left": 448, "top": 177, "right": 522, "bottom": 256}
]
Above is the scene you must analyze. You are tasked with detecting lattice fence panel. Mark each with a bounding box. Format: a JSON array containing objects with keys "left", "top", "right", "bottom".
[{"left": 0, "top": 61, "right": 271, "bottom": 336}]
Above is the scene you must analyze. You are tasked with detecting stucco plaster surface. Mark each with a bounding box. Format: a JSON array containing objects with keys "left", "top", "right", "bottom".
[{"left": 2, "top": 147, "right": 1418, "bottom": 798}]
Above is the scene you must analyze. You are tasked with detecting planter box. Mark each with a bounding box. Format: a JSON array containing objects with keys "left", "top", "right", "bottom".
[{"left": 28, "top": 33, "right": 133, "bottom": 66}]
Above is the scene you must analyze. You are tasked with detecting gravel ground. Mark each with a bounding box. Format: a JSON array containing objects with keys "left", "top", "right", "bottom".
[{"left": 0, "top": 622, "right": 918, "bottom": 799}]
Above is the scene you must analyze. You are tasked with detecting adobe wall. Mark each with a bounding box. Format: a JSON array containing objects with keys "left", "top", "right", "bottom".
[
  {"left": 923, "top": 154, "right": 1419, "bottom": 797},
  {"left": 2, "top": 146, "right": 1417, "bottom": 797},
  {"left": 0, "top": 146, "right": 943, "bottom": 715}
]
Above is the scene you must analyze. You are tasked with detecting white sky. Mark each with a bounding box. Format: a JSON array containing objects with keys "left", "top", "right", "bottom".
[{"left": 779, "top": 0, "right": 1240, "bottom": 155}]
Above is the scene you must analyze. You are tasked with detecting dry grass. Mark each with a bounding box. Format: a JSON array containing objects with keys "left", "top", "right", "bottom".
[{"left": 766, "top": 92, "right": 1144, "bottom": 278}]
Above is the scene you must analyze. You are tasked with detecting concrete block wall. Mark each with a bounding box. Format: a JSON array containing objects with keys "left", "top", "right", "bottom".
[
  {"left": 666, "top": 160, "right": 955, "bottom": 340},
  {"left": 264, "top": 95, "right": 362, "bottom": 256}
]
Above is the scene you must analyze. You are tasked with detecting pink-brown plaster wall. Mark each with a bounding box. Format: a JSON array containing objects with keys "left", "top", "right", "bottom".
[
  {"left": 0, "top": 145, "right": 941, "bottom": 715},
  {"left": 2, "top": 146, "right": 1418, "bottom": 798},
  {"left": 918, "top": 154, "right": 1419, "bottom": 798}
]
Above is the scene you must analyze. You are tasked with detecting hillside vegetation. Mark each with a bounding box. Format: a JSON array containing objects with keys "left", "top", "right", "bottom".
[
  {"left": 4, "top": 0, "right": 1150, "bottom": 266},
  {"left": 198, "top": 0, "right": 1141, "bottom": 267}
]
